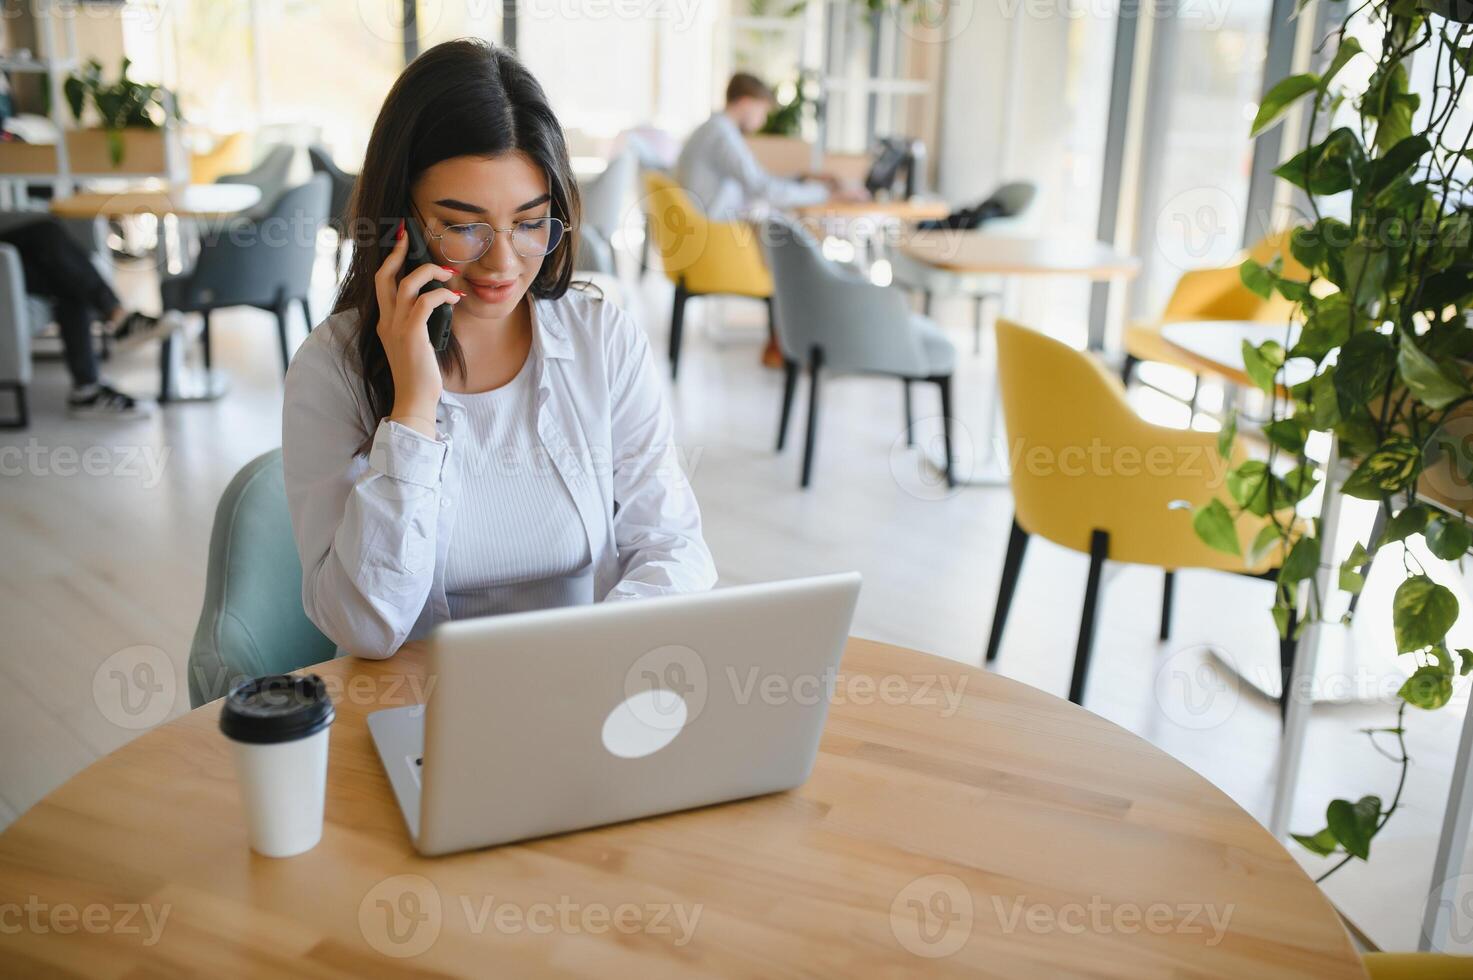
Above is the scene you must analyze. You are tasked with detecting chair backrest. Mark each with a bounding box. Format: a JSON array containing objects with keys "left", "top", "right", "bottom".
[
  {"left": 759, "top": 212, "right": 929, "bottom": 375},
  {"left": 581, "top": 148, "right": 635, "bottom": 240},
  {"left": 986, "top": 181, "right": 1036, "bottom": 219},
  {"left": 306, "top": 145, "right": 357, "bottom": 230},
  {"left": 641, "top": 170, "right": 709, "bottom": 286},
  {"left": 188, "top": 173, "right": 331, "bottom": 308},
  {"left": 1163, "top": 229, "right": 1306, "bottom": 322},
  {"left": 993, "top": 317, "right": 1259, "bottom": 569},
  {"left": 219, "top": 143, "right": 297, "bottom": 215},
  {"left": 188, "top": 449, "right": 336, "bottom": 707}
]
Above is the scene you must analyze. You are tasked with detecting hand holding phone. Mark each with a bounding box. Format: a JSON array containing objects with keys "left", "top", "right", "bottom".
[
  {"left": 403, "top": 215, "right": 455, "bottom": 352},
  {"left": 374, "top": 218, "right": 462, "bottom": 434}
]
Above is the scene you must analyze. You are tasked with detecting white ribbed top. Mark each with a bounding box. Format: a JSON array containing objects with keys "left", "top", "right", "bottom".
[{"left": 442, "top": 350, "right": 594, "bottom": 618}]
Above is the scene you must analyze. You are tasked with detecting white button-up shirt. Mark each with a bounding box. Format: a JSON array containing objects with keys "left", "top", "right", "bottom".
[
  {"left": 281, "top": 288, "right": 718, "bottom": 659},
  {"left": 674, "top": 112, "right": 829, "bottom": 221}
]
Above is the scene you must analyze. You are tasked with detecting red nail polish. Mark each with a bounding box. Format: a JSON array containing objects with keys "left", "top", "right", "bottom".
[
  {"left": 441, "top": 265, "right": 456, "bottom": 273},
  {"left": 452, "top": 290, "right": 465, "bottom": 296},
  {"left": 395, "top": 220, "right": 404, "bottom": 240}
]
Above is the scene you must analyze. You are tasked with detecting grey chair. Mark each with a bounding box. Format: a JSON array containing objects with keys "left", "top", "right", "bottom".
[
  {"left": 574, "top": 149, "right": 636, "bottom": 276},
  {"left": 188, "top": 448, "right": 336, "bottom": 707},
  {"left": 218, "top": 143, "right": 298, "bottom": 219},
  {"left": 0, "top": 213, "right": 115, "bottom": 427},
  {"left": 159, "top": 173, "right": 330, "bottom": 383},
  {"left": 759, "top": 213, "right": 957, "bottom": 489},
  {"left": 890, "top": 180, "right": 1038, "bottom": 354},
  {"left": 307, "top": 144, "right": 358, "bottom": 279}
]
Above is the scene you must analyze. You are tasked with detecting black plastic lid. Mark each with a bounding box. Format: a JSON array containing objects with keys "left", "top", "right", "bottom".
[{"left": 219, "top": 674, "right": 335, "bottom": 745}]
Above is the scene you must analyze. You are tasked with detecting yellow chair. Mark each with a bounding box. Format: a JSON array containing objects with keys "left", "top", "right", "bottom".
[
  {"left": 1363, "top": 953, "right": 1473, "bottom": 979},
  {"left": 987, "top": 318, "right": 1295, "bottom": 708},
  {"left": 641, "top": 171, "right": 774, "bottom": 380},
  {"left": 1122, "top": 231, "right": 1307, "bottom": 405},
  {"left": 189, "top": 132, "right": 253, "bottom": 185}
]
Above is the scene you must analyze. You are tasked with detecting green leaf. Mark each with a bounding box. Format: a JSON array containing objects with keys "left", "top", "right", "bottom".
[
  {"left": 1333, "top": 331, "right": 1396, "bottom": 416},
  {"left": 1240, "top": 258, "right": 1276, "bottom": 300},
  {"left": 1275, "top": 128, "right": 1364, "bottom": 195},
  {"left": 1228, "top": 461, "right": 1292, "bottom": 516},
  {"left": 1218, "top": 410, "right": 1238, "bottom": 459},
  {"left": 1457, "top": 648, "right": 1473, "bottom": 676},
  {"left": 1249, "top": 523, "right": 1285, "bottom": 566},
  {"left": 1380, "top": 504, "right": 1431, "bottom": 545},
  {"left": 1252, "top": 73, "right": 1320, "bottom": 136},
  {"left": 1393, "top": 575, "right": 1459, "bottom": 652},
  {"left": 1327, "top": 796, "right": 1381, "bottom": 860},
  {"left": 1398, "top": 334, "right": 1469, "bottom": 410},
  {"left": 1293, "top": 827, "right": 1341, "bottom": 857},
  {"left": 1340, "top": 439, "right": 1420, "bottom": 499},
  {"left": 1284, "top": 463, "right": 1320, "bottom": 502},
  {"left": 1193, "top": 499, "right": 1240, "bottom": 556},
  {"left": 1265, "top": 418, "right": 1309, "bottom": 454},
  {"left": 1340, "top": 542, "right": 1371, "bottom": 594},
  {"left": 1427, "top": 518, "right": 1473, "bottom": 561},
  {"left": 1243, "top": 339, "right": 1287, "bottom": 394},
  {"left": 1280, "top": 535, "right": 1321, "bottom": 582},
  {"left": 1363, "top": 135, "right": 1431, "bottom": 196},
  {"left": 1400, "top": 663, "right": 1455, "bottom": 709},
  {"left": 1343, "top": 245, "right": 1389, "bottom": 307},
  {"left": 1318, "top": 37, "right": 1363, "bottom": 93}
]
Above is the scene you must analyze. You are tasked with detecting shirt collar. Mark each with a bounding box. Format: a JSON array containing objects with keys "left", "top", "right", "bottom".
[{"left": 438, "top": 294, "right": 570, "bottom": 410}]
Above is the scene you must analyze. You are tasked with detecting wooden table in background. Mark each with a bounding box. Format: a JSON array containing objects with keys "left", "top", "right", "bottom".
[
  {"left": 0, "top": 637, "right": 1362, "bottom": 976},
  {"left": 791, "top": 197, "right": 951, "bottom": 222},
  {"left": 51, "top": 182, "right": 263, "bottom": 404},
  {"left": 898, "top": 230, "right": 1141, "bottom": 278}
]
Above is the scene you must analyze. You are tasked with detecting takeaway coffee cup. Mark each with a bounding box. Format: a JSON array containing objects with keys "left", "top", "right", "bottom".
[{"left": 220, "top": 674, "right": 335, "bottom": 858}]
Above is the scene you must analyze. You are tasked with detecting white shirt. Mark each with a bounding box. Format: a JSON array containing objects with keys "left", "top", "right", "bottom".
[
  {"left": 442, "top": 345, "right": 593, "bottom": 618},
  {"left": 281, "top": 287, "right": 718, "bottom": 660},
  {"left": 673, "top": 112, "right": 829, "bottom": 221}
]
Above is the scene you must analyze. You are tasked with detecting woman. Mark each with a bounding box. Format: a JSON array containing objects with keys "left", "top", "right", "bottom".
[{"left": 282, "top": 39, "right": 716, "bottom": 660}]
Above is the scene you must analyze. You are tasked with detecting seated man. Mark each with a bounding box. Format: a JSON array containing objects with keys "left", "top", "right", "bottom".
[
  {"left": 0, "top": 216, "right": 171, "bottom": 419},
  {"left": 675, "top": 72, "right": 849, "bottom": 221}
]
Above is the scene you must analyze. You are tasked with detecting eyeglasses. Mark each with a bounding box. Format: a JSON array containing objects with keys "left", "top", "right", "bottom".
[{"left": 412, "top": 203, "right": 568, "bottom": 263}]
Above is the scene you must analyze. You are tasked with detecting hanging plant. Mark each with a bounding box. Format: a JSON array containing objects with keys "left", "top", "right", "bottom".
[{"left": 1192, "top": 0, "right": 1473, "bottom": 877}]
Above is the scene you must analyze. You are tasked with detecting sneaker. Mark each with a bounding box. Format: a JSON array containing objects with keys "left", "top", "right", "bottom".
[
  {"left": 67, "top": 383, "right": 155, "bottom": 420},
  {"left": 108, "top": 311, "right": 175, "bottom": 351}
]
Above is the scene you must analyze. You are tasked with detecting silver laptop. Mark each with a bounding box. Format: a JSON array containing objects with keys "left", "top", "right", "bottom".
[{"left": 367, "top": 572, "right": 861, "bottom": 856}]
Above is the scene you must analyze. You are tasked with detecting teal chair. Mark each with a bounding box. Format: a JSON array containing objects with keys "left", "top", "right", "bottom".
[{"left": 188, "top": 449, "right": 337, "bottom": 707}]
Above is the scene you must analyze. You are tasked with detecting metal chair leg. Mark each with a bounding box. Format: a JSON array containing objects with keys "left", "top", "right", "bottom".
[
  {"left": 903, "top": 379, "right": 914, "bottom": 447},
  {"left": 800, "top": 345, "right": 823, "bottom": 489},
  {"left": 1160, "top": 570, "right": 1175, "bottom": 641},
  {"left": 0, "top": 382, "right": 27, "bottom": 428},
  {"left": 669, "top": 281, "right": 689, "bottom": 380},
  {"left": 274, "top": 304, "right": 292, "bottom": 376},
  {"left": 935, "top": 373, "right": 955, "bottom": 488},
  {"left": 777, "top": 358, "right": 798, "bottom": 452},
  {"left": 986, "top": 519, "right": 1031, "bottom": 664},
  {"left": 1068, "top": 530, "right": 1110, "bottom": 705}
]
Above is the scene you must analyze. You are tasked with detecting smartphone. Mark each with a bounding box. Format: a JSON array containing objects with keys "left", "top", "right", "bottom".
[{"left": 402, "top": 214, "right": 454, "bottom": 352}]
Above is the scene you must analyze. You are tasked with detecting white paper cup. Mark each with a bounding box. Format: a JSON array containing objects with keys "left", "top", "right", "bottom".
[{"left": 220, "top": 675, "right": 335, "bottom": 858}]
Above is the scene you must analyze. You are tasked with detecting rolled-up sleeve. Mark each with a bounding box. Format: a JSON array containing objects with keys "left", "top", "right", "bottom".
[
  {"left": 603, "top": 313, "right": 718, "bottom": 600},
  {"left": 281, "top": 338, "right": 444, "bottom": 659}
]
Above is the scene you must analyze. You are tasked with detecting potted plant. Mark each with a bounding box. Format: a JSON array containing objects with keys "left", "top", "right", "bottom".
[
  {"left": 62, "top": 57, "right": 179, "bottom": 172},
  {"left": 1192, "top": 0, "right": 1473, "bottom": 877}
]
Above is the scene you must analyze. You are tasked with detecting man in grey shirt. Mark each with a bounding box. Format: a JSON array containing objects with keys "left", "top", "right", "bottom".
[{"left": 674, "top": 73, "right": 838, "bottom": 221}]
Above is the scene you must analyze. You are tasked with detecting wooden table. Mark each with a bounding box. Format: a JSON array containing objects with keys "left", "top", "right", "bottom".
[
  {"left": 1158, "top": 320, "right": 1310, "bottom": 391},
  {"left": 49, "top": 183, "right": 262, "bottom": 221},
  {"left": 51, "top": 183, "right": 263, "bottom": 404},
  {"left": 0, "top": 637, "right": 1362, "bottom": 976},
  {"left": 896, "top": 231, "right": 1140, "bottom": 486},
  {"left": 898, "top": 230, "right": 1141, "bottom": 278},
  {"left": 791, "top": 197, "right": 951, "bottom": 222}
]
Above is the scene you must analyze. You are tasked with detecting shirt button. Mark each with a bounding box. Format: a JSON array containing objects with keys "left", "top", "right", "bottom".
[
  {"left": 451, "top": 410, "right": 464, "bottom": 422},
  {"left": 440, "top": 497, "right": 453, "bottom": 509}
]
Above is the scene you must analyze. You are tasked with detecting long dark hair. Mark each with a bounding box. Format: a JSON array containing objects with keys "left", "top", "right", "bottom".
[{"left": 333, "top": 38, "right": 581, "bottom": 428}]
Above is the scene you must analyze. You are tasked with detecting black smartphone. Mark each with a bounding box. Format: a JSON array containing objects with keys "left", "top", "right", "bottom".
[{"left": 402, "top": 213, "right": 454, "bottom": 352}]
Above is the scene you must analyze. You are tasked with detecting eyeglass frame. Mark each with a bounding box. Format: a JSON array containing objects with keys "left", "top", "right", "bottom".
[{"left": 409, "top": 200, "right": 574, "bottom": 263}]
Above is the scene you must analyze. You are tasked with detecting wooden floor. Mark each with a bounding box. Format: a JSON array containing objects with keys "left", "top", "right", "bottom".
[{"left": 2, "top": 236, "right": 1470, "bottom": 953}]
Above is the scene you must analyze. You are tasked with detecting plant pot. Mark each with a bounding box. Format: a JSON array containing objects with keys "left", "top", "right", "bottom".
[
  {"left": 64, "top": 128, "right": 169, "bottom": 174},
  {"left": 0, "top": 141, "right": 59, "bottom": 175}
]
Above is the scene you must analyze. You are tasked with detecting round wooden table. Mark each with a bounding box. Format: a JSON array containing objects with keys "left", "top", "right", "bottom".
[
  {"left": 0, "top": 638, "right": 1363, "bottom": 976},
  {"left": 897, "top": 230, "right": 1141, "bottom": 278},
  {"left": 1157, "top": 320, "right": 1310, "bottom": 391},
  {"left": 48, "top": 183, "right": 262, "bottom": 221}
]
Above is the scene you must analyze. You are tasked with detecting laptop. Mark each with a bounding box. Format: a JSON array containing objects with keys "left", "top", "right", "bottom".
[{"left": 367, "top": 572, "right": 862, "bottom": 856}]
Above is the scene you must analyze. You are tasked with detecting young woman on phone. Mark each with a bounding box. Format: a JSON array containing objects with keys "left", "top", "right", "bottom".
[{"left": 282, "top": 39, "right": 716, "bottom": 659}]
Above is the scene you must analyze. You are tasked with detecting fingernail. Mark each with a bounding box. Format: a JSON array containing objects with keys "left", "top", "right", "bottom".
[
  {"left": 452, "top": 290, "right": 465, "bottom": 296},
  {"left": 441, "top": 265, "right": 456, "bottom": 273},
  {"left": 395, "top": 220, "right": 404, "bottom": 240}
]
